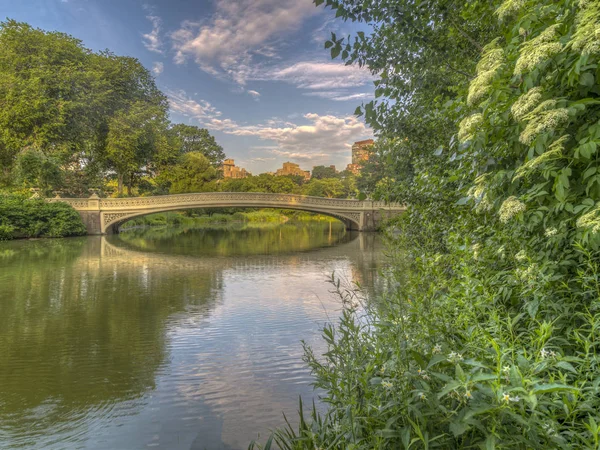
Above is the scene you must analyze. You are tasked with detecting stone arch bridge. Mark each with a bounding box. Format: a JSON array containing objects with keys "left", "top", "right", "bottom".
[{"left": 49, "top": 192, "right": 405, "bottom": 235}]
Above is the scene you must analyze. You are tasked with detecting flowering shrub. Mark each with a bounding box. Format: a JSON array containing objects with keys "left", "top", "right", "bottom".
[{"left": 250, "top": 0, "right": 600, "bottom": 448}]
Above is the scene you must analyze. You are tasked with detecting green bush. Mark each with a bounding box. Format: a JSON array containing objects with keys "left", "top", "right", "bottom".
[
  {"left": 0, "top": 193, "right": 86, "bottom": 239},
  {"left": 0, "top": 224, "right": 15, "bottom": 240}
]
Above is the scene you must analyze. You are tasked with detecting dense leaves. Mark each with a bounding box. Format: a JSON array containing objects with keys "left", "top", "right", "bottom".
[
  {"left": 251, "top": 0, "right": 600, "bottom": 449},
  {"left": 0, "top": 192, "right": 86, "bottom": 239}
]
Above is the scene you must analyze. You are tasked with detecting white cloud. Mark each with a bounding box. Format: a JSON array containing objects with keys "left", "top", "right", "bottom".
[
  {"left": 151, "top": 62, "right": 164, "bottom": 76},
  {"left": 166, "top": 90, "right": 372, "bottom": 166},
  {"left": 166, "top": 89, "right": 223, "bottom": 123},
  {"left": 227, "top": 113, "right": 372, "bottom": 163},
  {"left": 143, "top": 14, "right": 164, "bottom": 54},
  {"left": 304, "top": 91, "right": 373, "bottom": 102},
  {"left": 170, "top": 0, "right": 317, "bottom": 84},
  {"left": 247, "top": 90, "right": 261, "bottom": 99},
  {"left": 269, "top": 61, "right": 373, "bottom": 90}
]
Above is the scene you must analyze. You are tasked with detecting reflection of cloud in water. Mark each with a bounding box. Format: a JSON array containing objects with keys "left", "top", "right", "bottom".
[{"left": 0, "top": 228, "right": 385, "bottom": 450}]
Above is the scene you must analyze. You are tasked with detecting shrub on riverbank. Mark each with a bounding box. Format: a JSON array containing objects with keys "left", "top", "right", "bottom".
[
  {"left": 0, "top": 193, "right": 86, "bottom": 240},
  {"left": 250, "top": 0, "right": 600, "bottom": 448}
]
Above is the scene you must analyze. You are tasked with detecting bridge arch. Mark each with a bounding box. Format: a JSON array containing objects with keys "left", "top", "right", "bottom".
[
  {"left": 47, "top": 192, "right": 405, "bottom": 235},
  {"left": 103, "top": 204, "right": 362, "bottom": 234}
]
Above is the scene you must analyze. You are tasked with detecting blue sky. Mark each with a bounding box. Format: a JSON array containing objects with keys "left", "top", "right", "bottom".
[{"left": 1, "top": 0, "right": 375, "bottom": 174}]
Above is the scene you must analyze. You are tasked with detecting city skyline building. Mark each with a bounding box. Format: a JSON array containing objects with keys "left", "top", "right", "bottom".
[{"left": 222, "top": 159, "right": 250, "bottom": 179}]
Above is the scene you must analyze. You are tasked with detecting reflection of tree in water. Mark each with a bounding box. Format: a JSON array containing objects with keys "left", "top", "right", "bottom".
[
  {"left": 116, "top": 221, "right": 352, "bottom": 257},
  {"left": 0, "top": 237, "right": 224, "bottom": 447},
  {"left": 0, "top": 228, "right": 386, "bottom": 448}
]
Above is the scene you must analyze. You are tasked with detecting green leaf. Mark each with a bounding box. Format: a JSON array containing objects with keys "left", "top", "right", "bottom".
[
  {"left": 450, "top": 421, "right": 470, "bottom": 437},
  {"left": 580, "top": 72, "right": 595, "bottom": 87},
  {"left": 555, "top": 361, "right": 577, "bottom": 374},
  {"left": 531, "top": 383, "right": 578, "bottom": 394}
]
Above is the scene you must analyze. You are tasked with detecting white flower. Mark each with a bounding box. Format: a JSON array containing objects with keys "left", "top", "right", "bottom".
[
  {"left": 381, "top": 380, "right": 393, "bottom": 390},
  {"left": 545, "top": 227, "right": 558, "bottom": 237},
  {"left": 464, "top": 390, "right": 473, "bottom": 399},
  {"left": 448, "top": 352, "right": 463, "bottom": 362},
  {"left": 513, "top": 135, "right": 568, "bottom": 180},
  {"left": 515, "top": 250, "right": 527, "bottom": 261},
  {"left": 511, "top": 87, "right": 543, "bottom": 121},
  {"left": 499, "top": 196, "right": 526, "bottom": 223},
  {"left": 514, "top": 25, "right": 563, "bottom": 75},
  {"left": 509, "top": 395, "right": 520, "bottom": 402},
  {"left": 433, "top": 344, "right": 442, "bottom": 354},
  {"left": 458, "top": 113, "right": 483, "bottom": 142},
  {"left": 577, "top": 204, "right": 600, "bottom": 234},
  {"left": 502, "top": 392, "right": 511, "bottom": 402},
  {"left": 418, "top": 392, "right": 427, "bottom": 400},
  {"left": 519, "top": 107, "right": 570, "bottom": 145},
  {"left": 468, "top": 40, "right": 504, "bottom": 106},
  {"left": 496, "top": 0, "right": 526, "bottom": 20},
  {"left": 503, "top": 365, "right": 511, "bottom": 373}
]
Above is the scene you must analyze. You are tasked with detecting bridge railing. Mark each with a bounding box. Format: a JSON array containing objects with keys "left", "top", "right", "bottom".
[{"left": 48, "top": 192, "right": 405, "bottom": 211}]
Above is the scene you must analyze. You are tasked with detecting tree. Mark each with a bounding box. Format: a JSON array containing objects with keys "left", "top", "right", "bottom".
[
  {"left": 311, "top": 165, "right": 337, "bottom": 180},
  {"left": 171, "top": 124, "right": 225, "bottom": 166},
  {"left": 162, "top": 152, "right": 218, "bottom": 194},
  {"left": 0, "top": 20, "right": 96, "bottom": 180},
  {"left": 303, "top": 178, "right": 345, "bottom": 198},
  {"left": 105, "top": 101, "right": 169, "bottom": 196}
]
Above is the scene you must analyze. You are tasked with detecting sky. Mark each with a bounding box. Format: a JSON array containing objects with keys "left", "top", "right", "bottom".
[{"left": 0, "top": 0, "right": 375, "bottom": 174}]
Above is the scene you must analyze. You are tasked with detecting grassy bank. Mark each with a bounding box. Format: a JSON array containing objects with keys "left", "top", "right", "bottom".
[{"left": 0, "top": 192, "right": 86, "bottom": 240}]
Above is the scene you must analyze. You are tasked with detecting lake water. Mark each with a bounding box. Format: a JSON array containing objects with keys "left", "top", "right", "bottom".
[{"left": 0, "top": 221, "right": 384, "bottom": 449}]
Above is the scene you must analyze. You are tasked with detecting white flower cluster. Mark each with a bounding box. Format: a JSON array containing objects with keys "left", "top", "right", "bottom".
[
  {"left": 499, "top": 196, "right": 526, "bottom": 223},
  {"left": 511, "top": 87, "right": 543, "bottom": 121},
  {"left": 468, "top": 174, "right": 493, "bottom": 212},
  {"left": 513, "top": 135, "right": 568, "bottom": 180},
  {"left": 576, "top": 204, "right": 600, "bottom": 233},
  {"left": 468, "top": 40, "right": 504, "bottom": 106},
  {"left": 545, "top": 227, "right": 558, "bottom": 237},
  {"left": 381, "top": 380, "right": 393, "bottom": 390},
  {"left": 448, "top": 351, "right": 463, "bottom": 362},
  {"left": 515, "top": 24, "right": 563, "bottom": 75},
  {"left": 571, "top": 0, "right": 600, "bottom": 55},
  {"left": 458, "top": 113, "right": 483, "bottom": 142},
  {"left": 496, "top": 0, "right": 526, "bottom": 21},
  {"left": 502, "top": 392, "right": 521, "bottom": 403},
  {"left": 516, "top": 263, "right": 538, "bottom": 282},
  {"left": 519, "top": 107, "right": 569, "bottom": 145},
  {"left": 515, "top": 250, "right": 527, "bottom": 261},
  {"left": 540, "top": 348, "right": 557, "bottom": 358}
]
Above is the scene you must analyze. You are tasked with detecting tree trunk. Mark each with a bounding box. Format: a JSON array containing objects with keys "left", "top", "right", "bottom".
[{"left": 117, "top": 173, "right": 124, "bottom": 196}]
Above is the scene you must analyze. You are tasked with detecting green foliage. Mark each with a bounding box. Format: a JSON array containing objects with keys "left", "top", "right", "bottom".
[
  {"left": 303, "top": 178, "right": 347, "bottom": 198},
  {"left": 252, "top": 0, "right": 600, "bottom": 448},
  {"left": 159, "top": 152, "right": 219, "bottom": 194},
  {"left": 311, "top": 165, "right": 338, "bottom": 180},
  {"left": 170, "top": 123, "right": 225, "bottom": 166},
  {"left": 0, "top": 193, "right": 86, "bottom": 239}
]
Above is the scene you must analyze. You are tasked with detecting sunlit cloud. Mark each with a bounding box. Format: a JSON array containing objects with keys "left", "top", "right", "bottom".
[
  {"left": 170, "top": 0, "right": 317, "bottom": 84},
  {"left": 142, "top": 13, "right": 165, "bottom": 54}
]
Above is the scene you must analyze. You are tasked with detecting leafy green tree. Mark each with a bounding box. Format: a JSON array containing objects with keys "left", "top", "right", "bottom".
[
  {"left": 303, "top": 178, "right": 345, "bottom": 198},
  {"left": 171, "top": 124, "right": 225, "bottom": 166},
  {"left": 162, "top": 152, "right": 219, "bottom": 194},
  {"left": 0, "top": 20, "right": 95, "bottom": 178},
  {"left": 15, "top": 147, "right": 63, "bottom": 195},
  {"left": 105, "top": 101, "right": 169, "bottom": 196},
  {"left": 311, "top": 165, "right": 338, "bottom": 180}
]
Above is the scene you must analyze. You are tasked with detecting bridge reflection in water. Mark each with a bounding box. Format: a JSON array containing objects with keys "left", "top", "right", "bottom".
[{"left": 0, "top": 225, "right": 385, "bottom": 450}]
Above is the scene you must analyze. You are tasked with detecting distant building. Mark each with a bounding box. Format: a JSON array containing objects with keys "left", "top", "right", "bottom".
[
  {"left": 346, "top": 139, "right": 374, "bottom": 175},
  {"left": 275, "top": 162, "right": 311, "bottom": 181},
  {"left": 222, "top": 159, "right": 250, "bottom": 179}
]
